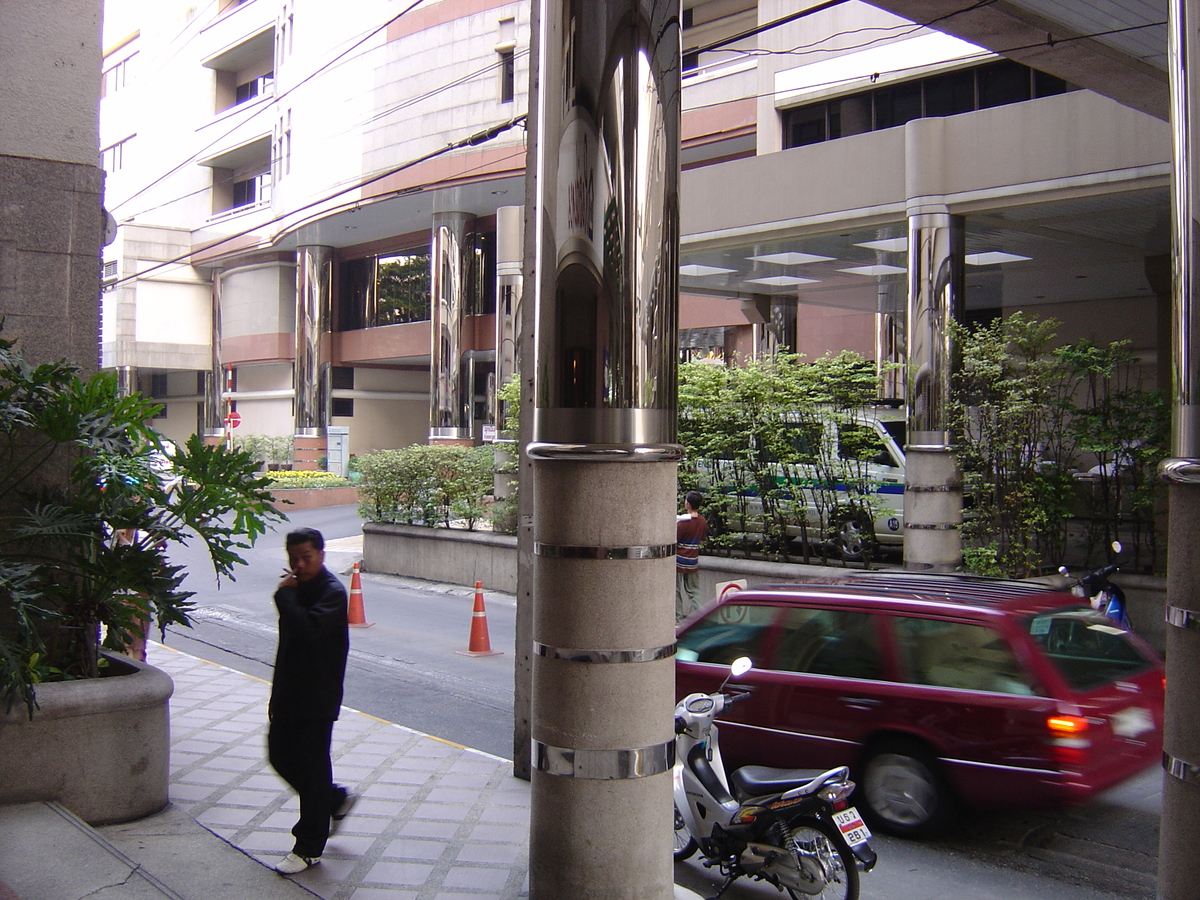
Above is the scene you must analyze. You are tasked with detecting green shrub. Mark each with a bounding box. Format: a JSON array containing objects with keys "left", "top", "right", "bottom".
[
  {"left": 265, "top": 470, "right": 351, "bottom": 490},
  {"left": 356, "top": 444, "right": 495, "bottom": 529}
]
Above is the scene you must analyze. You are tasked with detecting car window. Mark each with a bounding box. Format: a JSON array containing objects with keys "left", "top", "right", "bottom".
[
  {"left": 893, "top": 616, "right": 1040, "bottom": 695},
  {"left": 677, "top": 603, "right": 777, "bottom": 666},
  {"left": 1026, "top": 607, "right": 1154, "bottom": 692},
  {"left": 773, "top": 607, "right": 882, "bottom": 680}
]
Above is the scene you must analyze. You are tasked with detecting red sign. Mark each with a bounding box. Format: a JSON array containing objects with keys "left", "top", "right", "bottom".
[{"left": 224, "top": 411, "right": 242, "bottom": 429}]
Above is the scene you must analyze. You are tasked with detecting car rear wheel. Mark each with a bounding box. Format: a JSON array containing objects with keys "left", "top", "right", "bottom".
[
  {"left": 834, "top": 514, "right": 877, "bottom": 562},
  {"left": 860, "top": 739, "right": 953, "bottom": 838}
]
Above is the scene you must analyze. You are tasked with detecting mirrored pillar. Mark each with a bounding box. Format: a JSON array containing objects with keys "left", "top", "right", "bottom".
[
  {"left": 1159, "top": 2, "right": 1200, "bottom": 895},
  {"left": 430, "top": 211, "right": 475, "bottom": 443},
  {"left": 294, "top": 245, "right": 332, "bottom": 469},
  {"left": 904, "top": 212, "right": 964, "bottom": 572},
  {"left": 528, "top": 1, "right": 681, "bottom": 897}
]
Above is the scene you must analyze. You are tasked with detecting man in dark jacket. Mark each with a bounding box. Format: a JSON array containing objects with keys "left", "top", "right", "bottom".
[{"left": 268, "top": 527, "right": 356, "bottom": 875}]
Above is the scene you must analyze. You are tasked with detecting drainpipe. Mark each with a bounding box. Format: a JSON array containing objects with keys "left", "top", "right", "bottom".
[
  {"left": 527, "top": 1, "right": 681, "bottom": 897},
  {"left": 1159, "top": 2, "right": 1200, "bottom": 895}
]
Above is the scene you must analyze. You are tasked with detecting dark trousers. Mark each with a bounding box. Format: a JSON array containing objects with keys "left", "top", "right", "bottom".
[{"left": 267, "top": 718, "right": 345, "bottom": 858}]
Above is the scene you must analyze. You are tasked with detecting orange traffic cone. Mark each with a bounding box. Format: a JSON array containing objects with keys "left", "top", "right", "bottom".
[
  {"left": 457, "top": 581, "right": 502, "bottom": 657},
  {"left": 347, "top": 561, "right": 374, "bottom": 628}
]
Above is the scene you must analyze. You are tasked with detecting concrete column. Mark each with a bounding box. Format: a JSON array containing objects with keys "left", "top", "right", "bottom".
[
  {"left": 1159, "top": 2, "right": 1200, "bottom": 894},
  {"left": 903, "top": 211, "right": 964, "bottom": 572},
  {"left": 430, "top": 211, "right": 475, "bottom": 443},
  {"left": 527, "top": 1, "right": 681, "bottom": 897},
  {"left": 294, "top": 245, "right": 332, "bottom": 469}
]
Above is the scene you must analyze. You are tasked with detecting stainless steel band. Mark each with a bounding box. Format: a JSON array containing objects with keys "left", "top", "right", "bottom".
[
  {"left": 527, "top": 441, "right": 684, "bottom": 462},
  {"left": 904, "top": 484, "right": 962, "bottom": 493},
  {"left": 532, "top": 740, "right": 675, "bottom": 779},
  {"left": 905, "top": 522, "right": 959, "bottom": 531},
  {"left": 533, "top": 641, "right": 676, "bottom": 663},
  {"left": 1166, "top": 604, "right": 1200, "bottom": 631},
  {"left": 533, "top": 542, "right": 675, "bottom": 560},
  {"left": 1160, "top": 458, "right": 1200, "bottom": 484},
  {"left": 1164, "top": 750, "right": 1200, "bottom": 785}
]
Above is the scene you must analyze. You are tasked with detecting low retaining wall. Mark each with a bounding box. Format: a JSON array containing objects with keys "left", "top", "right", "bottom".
[
  {"left": 0, "top": 653, "right": 173, "bottom": 825},
  {"left": 361, "top": 527, "right": 1168, "bottom": 655},
  {"left": 269, "top": 485, "right": 360, "bottom": 511},
  {"left": 363, "top": 522, "right": 519, "bottom": 593}
]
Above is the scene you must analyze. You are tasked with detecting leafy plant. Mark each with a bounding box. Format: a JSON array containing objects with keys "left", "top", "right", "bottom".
[
  {"left": 356, "top": 444, "right": 494, "bottom": 529},
  {"left": 0, "top": 333, "right": 284, "bottom": 717}
]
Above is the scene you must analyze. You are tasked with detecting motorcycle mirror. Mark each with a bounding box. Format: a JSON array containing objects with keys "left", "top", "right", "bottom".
[
  {"left": 1111, "top": 540, "right": 1123, "bottom": 555},
  {"left": 731, "top": 657, "right": 752, "bottom": 678},
  {"left": 1058, "top": 566, "right": 1069, "bottom": 576}
]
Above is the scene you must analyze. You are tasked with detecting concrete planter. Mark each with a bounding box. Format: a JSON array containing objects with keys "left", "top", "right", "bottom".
[
  {"left": 364, "top": 522, "right": 518, "bottom": 593},
  {"left": 268, "top": 485, "right": 360, "bottom": 511},
  {"left": 0, "top": 652, "right": 173, "bottom": 825}
]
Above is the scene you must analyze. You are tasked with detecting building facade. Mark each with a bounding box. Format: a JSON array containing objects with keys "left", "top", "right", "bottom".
[{"left": 100, "top": 0, "right": 1171, "bottom": 462}]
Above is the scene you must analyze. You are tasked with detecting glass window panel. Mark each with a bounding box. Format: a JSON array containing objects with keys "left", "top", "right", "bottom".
[
  {"left": 784, "top": 104, "right": 827, "bottom": 149},
  {"left": 1026, "top": 608, "right": 1153, "bottom": 691},
  {"left": 894, "top": 617, "right": 1040, "bottom": 695},
  {"left": 873, "top": 81, "right": 923, "bottom": 129},
  {"left": 829, "top": 95, "right": 872, "bottom": 138},
  {"left": 1033, "top": 69, "right": 1069, "bottom": 98},
  {"left": 677, "top": 603, "right": 778, "bottom": 666},
  {"left": 924, "top": 68, "right": 976, "bottom": 117},
  {"left": 978, "top": 60, "right": 1031, "bottom": 109},
  {"left": 774, "top": 608, "right": 882, "bottom": 680}
]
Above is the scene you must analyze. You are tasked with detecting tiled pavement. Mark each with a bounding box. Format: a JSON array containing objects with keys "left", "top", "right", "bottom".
[{"left": 150, "top": 642, "right": 531, "bottom": 900}]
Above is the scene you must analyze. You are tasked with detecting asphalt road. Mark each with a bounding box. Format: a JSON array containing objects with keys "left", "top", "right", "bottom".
[{"left": 163, "top": 505, "right": 1163, "bottom": 900}]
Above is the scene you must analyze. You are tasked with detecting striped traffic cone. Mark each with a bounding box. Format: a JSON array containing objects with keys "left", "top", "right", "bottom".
[
  {"left": 347, "top": 561, "right": 374, "bottom": 628},
  {"left": 457, "top": 581, "right": 502, "bottom": 657}
]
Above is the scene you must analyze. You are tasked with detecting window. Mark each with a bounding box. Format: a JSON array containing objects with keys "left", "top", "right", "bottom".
[
  {"left": 332, "top": 398, "right": 355, "bottom": 418},
  {"left": 102, "top": 54, "right": 135, "bottom": 98},
  {"left": 331, "top": 367, "right": 355, "bottom": 390},
  {"left": 499, "top": 50, "right": 515, "bottom": 103},
  {"left": 235, "top": 72, "right": 274, "bottom": 105},
  {"left": 781, "top": 60, "right": 1077, "bottom": 150},
  {"left": 894, "top": 617, "right": 1038, "bottom": 695},
  {"left": 232, "top": 174, "right": 264, "bottom": 208},
  {"left": 101, "top": 136, "right": 134, "bottom": 173},
  {"left": 774, "top": 608, "right": 882, "bottom": 680},
  {"left": 1026, "top": 608, "right": 1153, "bottom": 692},
  {"left": 676, "top": 603, "right": 778, "bottom": 666}
]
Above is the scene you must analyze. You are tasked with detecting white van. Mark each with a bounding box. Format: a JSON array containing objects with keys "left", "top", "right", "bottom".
[{"left": 696, "top": 404, "right": 906, "bottom": 560}]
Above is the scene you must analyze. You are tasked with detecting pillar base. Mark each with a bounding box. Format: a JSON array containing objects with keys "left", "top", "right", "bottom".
[{"left": 293, "top": 435, "right": 327, "bottom": 471}]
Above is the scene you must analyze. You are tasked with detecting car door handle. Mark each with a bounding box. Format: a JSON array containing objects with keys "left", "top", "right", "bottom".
[{"left": 839, "top": 696, "right": 881, "bottom": 710}]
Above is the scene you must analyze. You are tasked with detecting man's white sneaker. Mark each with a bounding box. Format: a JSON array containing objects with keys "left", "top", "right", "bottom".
[{"left": 275, "top": 852, "right": 320, "bottom": 875}]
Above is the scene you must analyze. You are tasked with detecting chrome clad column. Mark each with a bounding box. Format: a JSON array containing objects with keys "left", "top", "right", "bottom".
[
  {"left": 528, "top": 1, "right": 680, "bottom": 897},
  {"left": 203, "top": 271, "right": 224, "bottom": 441},
  {"left": 904, "top": 212, "right": 964, "bottom": 571},
  {"left": 493, "top": 206, "right": 524, "bottom": 526},
  {"left": 1159, "top": 3, "right": 1200, "bottom": 895},
  {"left": 294, "top": 245, "right": 332, "bottom": 468},
  {"left": 429, "top": 212, "right": 475, "bottom": 442},
  {"left": 116, "top": 366, "right": 137, "bottom": 396},
  {"left": 495, "top": 205, "right": 524, "bottom": 419}
]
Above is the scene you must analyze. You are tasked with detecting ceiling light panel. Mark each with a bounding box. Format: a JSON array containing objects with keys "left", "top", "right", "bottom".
[
  {"left": 838, "top": 264, "right": 906, "bottom": 276},
  {"left": 680, "top": 264, "right": 736, "bottom": 276},
  {"left": 965, "top": 251, "right": 1032, "bottom": 266},
  {"left": 854, "top": 238, "right": 908, "bottom": 252},
  {"left": 748, "top": 252, "right": 835, "bottom": 265},
  {"left": 746, "top": 275, "right": 820, "bottom": 286}
]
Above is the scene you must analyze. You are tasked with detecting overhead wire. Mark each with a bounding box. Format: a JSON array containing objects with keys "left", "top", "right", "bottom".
[
  {"left": 109, "top": 113, "right": 527, "bottom": 289},
  {"left": 111, "top": 0, "right": 430, "bottom": 217}
]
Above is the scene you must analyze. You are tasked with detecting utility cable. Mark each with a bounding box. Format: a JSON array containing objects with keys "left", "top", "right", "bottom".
[
  {"left": 112, "top": 0, "right": 429, "bottom": 217},
  {"left": 110, "top": 114, "right": 526, "bottom": 289}
]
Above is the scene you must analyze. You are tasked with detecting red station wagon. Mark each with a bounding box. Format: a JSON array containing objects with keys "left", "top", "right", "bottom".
[{"left": 675, "top": 574, "right": 1164, "bottom": 837}]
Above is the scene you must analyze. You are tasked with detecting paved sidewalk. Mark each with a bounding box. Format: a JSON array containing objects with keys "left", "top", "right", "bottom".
[{"left": 148, "top": 642, "right": 532, "bottom": 900}]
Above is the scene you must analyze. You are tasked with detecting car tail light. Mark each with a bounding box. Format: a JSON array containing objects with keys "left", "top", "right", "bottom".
[{"left": 1048, "top": 714, "right": 1091, "bottom": 766}]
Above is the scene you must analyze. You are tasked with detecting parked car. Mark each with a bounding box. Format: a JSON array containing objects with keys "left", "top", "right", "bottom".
[{"left": 675, "top": 574, "right": 1164, "bottom": 838}]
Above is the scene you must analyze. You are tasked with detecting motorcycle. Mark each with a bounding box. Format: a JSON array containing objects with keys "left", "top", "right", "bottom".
[
  {"left": 673, "top": 657, "right": 877, "bottom": 900},
  {"left": 1060, "top": 540, "right": 1131, "bottom": 630}
]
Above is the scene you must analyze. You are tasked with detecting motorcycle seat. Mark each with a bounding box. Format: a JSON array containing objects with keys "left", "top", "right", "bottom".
[{"left": 730, "top": 765, "right": 849, "bottom": 802}]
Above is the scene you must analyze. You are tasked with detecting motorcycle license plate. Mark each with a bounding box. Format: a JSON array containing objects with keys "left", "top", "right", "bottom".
[{"left": 833, "top": 807, "right": 871, "bottom": 846}]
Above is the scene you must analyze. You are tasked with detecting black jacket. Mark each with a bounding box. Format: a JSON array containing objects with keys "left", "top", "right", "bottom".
[{"left": 269, "top": 567, "right": 349, "bottom": 722}]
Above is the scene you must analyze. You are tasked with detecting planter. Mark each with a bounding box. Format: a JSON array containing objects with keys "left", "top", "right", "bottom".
[
  {"left": 0, "top": 652, "right": 173, "bottom": 825},
  {"left": 268, "top": 485, "right": 360, "bottom": 511}
]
